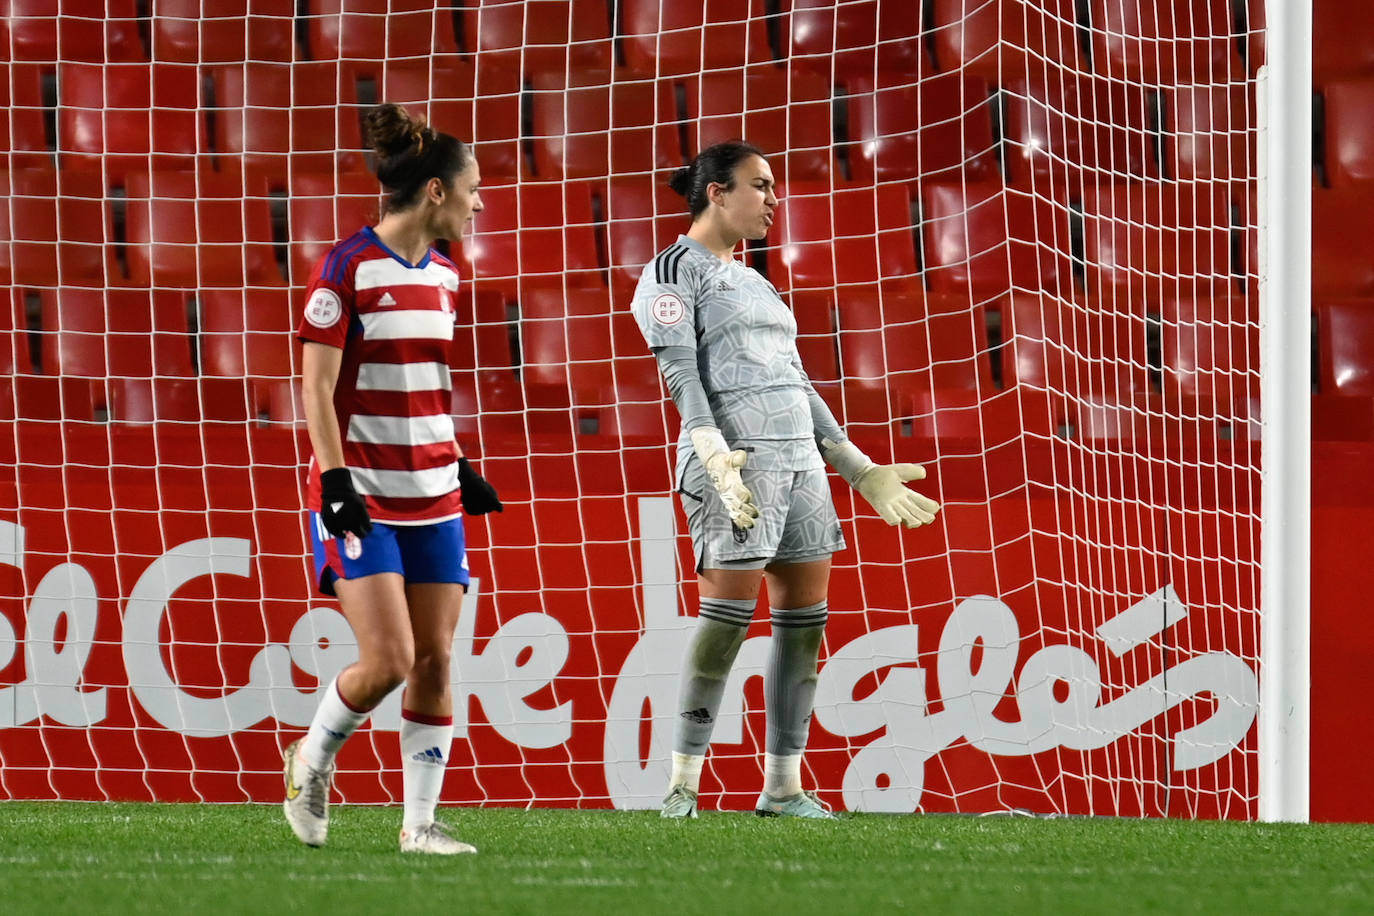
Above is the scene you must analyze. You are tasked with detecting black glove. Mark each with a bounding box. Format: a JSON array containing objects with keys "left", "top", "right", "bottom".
[
  {"left": 458, "top": 457, "right": 503, "bottom": 515},
  {"left": 320, "top": 467, "right": 373, "bottom": 539}
]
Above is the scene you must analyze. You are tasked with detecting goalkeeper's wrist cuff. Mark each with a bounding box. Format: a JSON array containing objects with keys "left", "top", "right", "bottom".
[
  {"left": 690, "top": 426, "right": 731, "bottom": 465},
  {"left": 821, "top": 437, "right": 876, "bottom": 486}
]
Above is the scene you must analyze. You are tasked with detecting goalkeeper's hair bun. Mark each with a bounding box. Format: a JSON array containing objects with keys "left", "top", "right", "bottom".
[
  {"left": 669, "top": 141, "right": 767, "bottom": 219},
  {"left": 362, "top": 102, "right": 473, "bottom": 215}
]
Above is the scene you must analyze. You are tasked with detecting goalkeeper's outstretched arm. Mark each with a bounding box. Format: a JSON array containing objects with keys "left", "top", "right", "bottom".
[{"left": 792, "top": 352, "right": 941, "bottom": 529}]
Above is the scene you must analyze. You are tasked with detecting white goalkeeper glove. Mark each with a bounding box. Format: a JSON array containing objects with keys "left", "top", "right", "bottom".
[
  {"left": 822, "top": 438, "right": 940, "bottom": 529},
  {"left": 691, "top": 426, "right": 760, "bottom": 530}
]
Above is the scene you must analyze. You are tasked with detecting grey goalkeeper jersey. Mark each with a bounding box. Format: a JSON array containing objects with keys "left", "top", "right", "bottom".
[{"left": 630, "top": 235, "right": 834, "bottom": 472}]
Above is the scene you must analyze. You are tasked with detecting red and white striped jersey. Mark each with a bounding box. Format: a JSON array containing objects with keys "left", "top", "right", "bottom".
[{"left": 297, "top": 226, "right": 463, "bottom": 524}]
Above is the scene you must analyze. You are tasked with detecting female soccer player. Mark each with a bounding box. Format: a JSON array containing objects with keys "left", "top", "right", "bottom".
[
  {"left": 630, "top": 141, "right": 941, "bottom": 819},
  {"left": 284, "top": 103, "right": 502, "bottom": 854}
]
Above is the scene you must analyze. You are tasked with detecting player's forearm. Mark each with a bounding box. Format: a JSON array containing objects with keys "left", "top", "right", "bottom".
[
  {"left": 806, "top": 386, "right": 845, "bottom": 451},
  {"left": 301, "top": 342, "right": 348, "bottom": 472},
  {"left": 653, "top": 346, "right": 716, "bottom": 432}
]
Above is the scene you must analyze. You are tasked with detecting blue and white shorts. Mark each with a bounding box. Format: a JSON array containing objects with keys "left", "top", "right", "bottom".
[{"left": 309, "top": 513, "right": 470, "bottom": 596}]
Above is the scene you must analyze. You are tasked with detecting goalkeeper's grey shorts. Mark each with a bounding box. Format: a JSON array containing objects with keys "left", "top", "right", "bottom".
[{"left": 678, "top": 463, "right": 846, "bottom": 572}]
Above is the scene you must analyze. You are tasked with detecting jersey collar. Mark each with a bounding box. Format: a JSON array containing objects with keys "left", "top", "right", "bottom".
[
  {"left": 675, "top": 234, "right": 746, "bottom": 264},
  {"left": 363, "top": 225, "right": 433, "bottom": 270}
]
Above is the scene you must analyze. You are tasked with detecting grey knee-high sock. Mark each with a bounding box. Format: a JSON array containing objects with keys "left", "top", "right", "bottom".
[
  {"left": 765, "top": 601, "right": 828, "bottom": 757},
  {"left": 674, "top": 596, "right": 755, "bottom": 756}
]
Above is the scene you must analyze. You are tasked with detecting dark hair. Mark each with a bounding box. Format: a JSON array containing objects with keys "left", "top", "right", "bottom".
[
  {"left": 363, "top": 103, "right": 473, "bottom": 214},
  {"left": 668, "top": 141, "right": 767, "bottom": 218}
]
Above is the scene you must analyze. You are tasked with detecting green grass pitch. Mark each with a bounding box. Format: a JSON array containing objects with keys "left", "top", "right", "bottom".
[{"left": 1, "top": 802, "right": 1372, "bottom": 915}]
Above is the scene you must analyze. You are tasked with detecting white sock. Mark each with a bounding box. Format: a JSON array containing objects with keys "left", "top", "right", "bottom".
[
  {"left": 301, "top": 676, "right": 370, "bottom": 772},
  {"left": 669, "top": 752, "right": 705, "bottom": 794},
  {"left": 763, "top": 752, "right": 803, "bottom": 798},
  {"left": 400, "top": 710, "right": 454, "bottom": 832}
]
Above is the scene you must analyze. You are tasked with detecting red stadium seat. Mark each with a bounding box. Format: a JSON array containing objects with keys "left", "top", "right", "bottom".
[
  {"left": 529, "top": 71, "right": 682, "bottom": 180},
  {"left": 151, "top": 0, "right": 297, "bottom": 63},
  {"left": 1313, "top": 187, "right": 1374, "bottom": 299},
  {"left": 210, "top": 61, "right": 364, "bottom": 177},
  {"left": 58, "top": 62, "right": 206, "bottom": 180},
  {"left": 1079, "top": 181, "right": 1232, "bottom": 300},
  {"left": 2, "top": 168, "right": 116, "bottom": 287},
  {"left": 1321, "top": 79, "right": 1374, "bottom": 189},
  {"left": 1313, "top": 0, "right": 1374, "bottom": 82},
  {"left": 124, "top": 170, "right": 281, "bottom": 288},
  {"left": 1161, "top": 293, "right": 1257, "bottom": 418},
  {"left": 766, "top": 181, "right": 918, "bottom": 292},
  {"left": 39, "top": 287, "right": 194, "bottom": 380},
  {"left": 1162, "top": 83, "right": 1255, "bottom": 185},
  {"left": 344, "top": 58, "right": 503, "bottom": 177},
  {"left": 785, "top": 0, "right": 928, "bottom": 79},
  {"left": 1002, "top": 71, "right": 1159, "bottom": 189},
  {"left": 1315, "top": 299, "right": 1374, "bottom": 441},
  {"left": 1086, "top": 0, "right": 1240, "bottom": 85},
  {"left": 1, "top": 288, "right": 35, "bottom": 376},
  {"left": 459, "top": 182, "right": 601, "bottom": 297},
  {"left": 3, "top": 62, "right": 54, "bottom": 170},
  {"left": 1244, "top": 0, "right": 1264, "bottom": 74},
  {"left": 683, "top": 66, "right": 834, "bottom": 181},
  {"left": 461, "top": 0, "right": 613, "bottom": 74},
  {"left": 107, "top": 377, "right": 203, "bottom": 424},
  {"left": 619, "top": 0, "right": 774, "bottom": 76},
  {"left": 305, "top": 0, "right": 460, "bottom": 61},
  {"left": 930, "top": 0, "right": 1081, "bottom": 80},
  {"left": 1318, "top": 300, "right": 1374, "bottom": 398},
  {"left": 518, "top": 287, "right": 662, "bottom": 422},
  {"left": 837, "top": 292, "right": 1001, "bottom": 439},
  {"left": 920, "top": 182, "right": 1073, "bottom": 297},
  {"left": 198, "top": 287, "right": 297, "bottom": 381},
  {"left": 604, "top": 176, "right": 692, "bottom": 300},
  {"left": 846, "top": 71, "right": 999, "bottom": 184},
  {"left": 788, "top": 289, "right": 840, "bottom": 383},
  {"left": 1001, "top": 291, "right": 1151, "bottom": 440},
  {"left": 5, "top": 0, "right": 143, "bottom": 62},
  {"left": 366, "top": 56, "right": 524, "bottom": 179},
  {"left": 288, "top": 170, "right": 381, "bottom": 283}
]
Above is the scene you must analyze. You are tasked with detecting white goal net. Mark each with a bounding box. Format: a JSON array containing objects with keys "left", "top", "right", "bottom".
[{"left": 0, "top": 0, "right": 1262, "bottom": 817}]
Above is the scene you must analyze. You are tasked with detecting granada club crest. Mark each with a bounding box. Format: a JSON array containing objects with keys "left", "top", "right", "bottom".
[{"left": 438, "top": 287, "right": 454, "bottom": 315}]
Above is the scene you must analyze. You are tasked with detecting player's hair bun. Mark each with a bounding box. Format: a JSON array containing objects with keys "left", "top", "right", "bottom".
[
  {"left": 363, "top": 102, "right": 434, "bottom": 158},
  {"left": 361, "top": 103, "right": 473, "bottom": 216},
  {"left": 668, "top": 165, "right": 695, "bottom": 199}
]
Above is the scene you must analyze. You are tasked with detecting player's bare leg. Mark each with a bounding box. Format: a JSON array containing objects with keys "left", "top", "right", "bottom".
[
  {"left": 397, "top": 582, "right": 475, "bottom": 854},
  {"left": 284, "top": 572, "right": 410, "bottom": 847}
]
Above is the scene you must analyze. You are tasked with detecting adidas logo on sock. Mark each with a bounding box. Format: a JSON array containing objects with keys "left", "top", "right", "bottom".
[
  {"left": 680, "top": 707, "right": 712, "bottom": 724},
  {"left": 378, "top": 291, "right": 397, "bottom": 307},
  {"left": 411, "top": 746, "right": 446, "bottom": 764}
]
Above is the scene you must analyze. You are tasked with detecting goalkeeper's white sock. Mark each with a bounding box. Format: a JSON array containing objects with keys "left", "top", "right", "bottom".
[
  {"left": 400, "top": 709, "right": 454, "bottom": 832},
  {"left": 763, "top": 752, "right": 804, "bottom": 799},
  {"left": 763, "top": 602, "right": 827, "bottom": 798},
  {"left": 669, "top": 752, "right": 706, "bottom": 794},
  {"left": 301, "top": 675, "right": 371, "bottom": 772}
]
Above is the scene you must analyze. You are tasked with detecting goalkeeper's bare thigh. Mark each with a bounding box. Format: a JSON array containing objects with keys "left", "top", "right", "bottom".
[{"left": 681, "top": 465, "right": 844, "bottom": 571}]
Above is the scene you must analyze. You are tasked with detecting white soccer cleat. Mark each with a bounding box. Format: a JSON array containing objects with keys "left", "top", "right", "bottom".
[
  {"left": 754, "top": 790, "right": 838, "bottom": 820},
  {"left": 399, "top": 822, "right": 477, "bottom": 855},
  {"left": 660, "top": 785, "right": 699, "bottom": 819},
  {"left": 282, "top": 738, "right": 334, "bottom": 847}
]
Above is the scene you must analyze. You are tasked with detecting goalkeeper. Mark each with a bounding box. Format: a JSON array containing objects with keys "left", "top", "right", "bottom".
[
  {"left": 285, "top": 103, "right": 501, "bottom": 855},
  {"left": 629, "top": 141, "right": 940, "bottom": 820}
]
